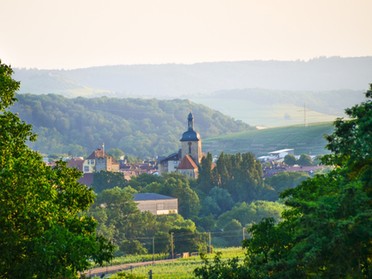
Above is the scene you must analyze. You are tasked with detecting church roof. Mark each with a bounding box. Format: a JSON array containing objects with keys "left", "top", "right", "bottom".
[
  {"left": 180, "top": 130, "right": 200, "bottom": 141},
  {"left": 178, "top": 155, "right": 198, "bottom": 170},
  {"left": 159, "top": 151, "right": 181, "bottom": 163}
]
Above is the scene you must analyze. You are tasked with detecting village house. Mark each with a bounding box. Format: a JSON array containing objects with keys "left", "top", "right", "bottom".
[{"left": 82, "top": 145, "right": 119, "bottom": 173}]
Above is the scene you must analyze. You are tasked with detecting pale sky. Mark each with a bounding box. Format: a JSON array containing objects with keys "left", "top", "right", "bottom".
[{"left": 1, "top": 0, "right": 371, "bottom": 69}]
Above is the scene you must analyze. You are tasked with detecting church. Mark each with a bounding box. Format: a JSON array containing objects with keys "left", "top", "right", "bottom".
[{"left": 158, "top": 113, "right": 203, "bottom": 179}]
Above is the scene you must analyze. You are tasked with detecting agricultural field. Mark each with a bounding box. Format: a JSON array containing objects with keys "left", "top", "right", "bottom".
[
  {"left": 88, "top": 247, "right": 245, "bottom": 278},
  {"left": 203, "top": 122, "right": 334, "bottom": 156}
]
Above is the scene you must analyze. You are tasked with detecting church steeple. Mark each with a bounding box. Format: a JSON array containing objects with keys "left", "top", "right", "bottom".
[
  {"left": 180, "top": 113, "right": 202, "bottom": 164},
  {"left": 188, "top": 112, "right": 194, "bottom": 131}
]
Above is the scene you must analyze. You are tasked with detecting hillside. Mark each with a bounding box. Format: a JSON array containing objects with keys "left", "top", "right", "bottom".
[
  {"left": 13, "top": 57, "right": 370, "bottom": 127},
  {"left": 14, "top": 57, "right": 372, "bottom": 99},
  {"left": 203, "top": 122, "right": 335, "bottom": 157},
  {"left": 11, "top": 94, "right": 252, "bottom": 158}
]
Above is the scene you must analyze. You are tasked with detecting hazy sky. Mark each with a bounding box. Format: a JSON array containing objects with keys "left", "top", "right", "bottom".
[{"left": 1, "top": 0, "right": 371, "bottom": 69}]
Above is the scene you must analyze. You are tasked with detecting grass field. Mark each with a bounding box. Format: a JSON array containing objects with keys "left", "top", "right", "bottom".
[{"left": 203, "top": 122, "right": 334, "bottom": 157}]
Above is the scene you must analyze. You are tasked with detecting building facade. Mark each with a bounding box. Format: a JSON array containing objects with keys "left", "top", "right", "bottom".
[
  {"left": 82, "top": 146, "right": 119, "bottom": 173},
  {"left": 134, "top": 193, "right": 178, "bottom": 215}
]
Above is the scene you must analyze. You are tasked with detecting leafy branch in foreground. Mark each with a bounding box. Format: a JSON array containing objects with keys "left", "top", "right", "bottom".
[{"left": 0, "top": 60, "right": 114, "bottom": 278}]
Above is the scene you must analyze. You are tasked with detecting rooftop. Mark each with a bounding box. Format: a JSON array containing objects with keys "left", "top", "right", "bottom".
[
  {"left": 177, "top": 154, "right": 198, "bottom": 170},
  {"left": 134, "top": 193, "right": 176, "bottom": 201}
]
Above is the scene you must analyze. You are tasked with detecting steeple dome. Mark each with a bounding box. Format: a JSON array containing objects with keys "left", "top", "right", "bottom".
[{"left": 180, "top": 112, "right": 200, "bottom": 142}]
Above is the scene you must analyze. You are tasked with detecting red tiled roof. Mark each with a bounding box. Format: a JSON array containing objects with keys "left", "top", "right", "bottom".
[
  {"left": 86, "top": 148, "right": 105, "bottom": 159},
  {"left": 177, "top": 155, "right": 198, "bottom": 170}
]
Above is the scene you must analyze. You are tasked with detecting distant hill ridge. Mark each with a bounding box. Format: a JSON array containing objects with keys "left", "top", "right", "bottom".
[{"left": 14, "top": 57, "right": 372, "bottom": 98}]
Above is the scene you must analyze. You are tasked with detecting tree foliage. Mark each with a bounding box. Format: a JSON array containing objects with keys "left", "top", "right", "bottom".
[
  {"left": 265, "top": 171, "right": 309, "bottom": 198},
  {"left": 283, "top": 154, "right": 296, "bottom": 166},
  {"left": 92, "top": 170, "right": 127, "bottom": 193},
  {"left": 194, "top": 252, "right": 246, "bottom": 279},
  {"left": 197, "top": 152, "right": 268, "bottom": 203},
  {"left": 130, "top": 173, "right": 201, "bottom": 219},
  {"left": 297, "top": 153, "right": 313, "bottom": 166},
  {"left": 216, "top": 201, "right": 285, "bottom": 231},
  {"left": 0, "top": 60, "right": 113, "bottom": 278},
  {"left": 195, "top": 85, "right": 372, "bottom": 278},
  {"left": 90, "top": 185, "right": 203, "bottom": 255}
]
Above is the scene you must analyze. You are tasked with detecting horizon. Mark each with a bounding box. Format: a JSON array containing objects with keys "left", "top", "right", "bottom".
[
  {"left": 11, "top": 55, "right": 372, "bottom": 71},
  {"left": 1, "top": 0, "right": 372, "bottom": 70}
]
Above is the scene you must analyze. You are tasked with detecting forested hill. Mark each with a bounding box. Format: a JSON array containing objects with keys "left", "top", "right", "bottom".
[{"left": 11, "top": 94, "right": 252, "bottom": 158}]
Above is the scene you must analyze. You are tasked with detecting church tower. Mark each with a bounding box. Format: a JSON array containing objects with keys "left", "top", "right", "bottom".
[{"left": 180, "top": 113, "right": 202, "bottom": 164}]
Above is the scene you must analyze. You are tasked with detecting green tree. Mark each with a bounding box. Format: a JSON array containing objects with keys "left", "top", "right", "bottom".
[
  {"left": 108, "top": 147, "right": 125, "bottom": 161},
  {"left": 283, "top": 154, "right": 296, "bottom": 166},
  {"left": 92, "top": 170, "right": 127, "bottom": 193},
  {"left": 0, "top": 60, "right": 113, "bottom": 278},
  {"left": 222, "top": 219, "right": 243, "bottom": 247},
  {"left": 194, "top": 252, "right": 246, "bottom": 279},
  {"left": 216, "top": 201, "right": 285, "bottom": 231},
  {"left": 90, "top": 186, "right": 156, "bottom": 255},
  {"left": 197, "top": 152, "right": 214, "bottom": 193},
  {"left": 171, "top": 227, "right": 207, "bottom": 254},
  {"left": 200, "top": 187, "right": 234, "bottom": 217},
  {"left": 162, "top": 173, "right": 201, "bottom": 219},
  {"left": 265, "top": 171, "right": 309, "bottom": 197},
  {"left": 129, "top": 173, "right": 163, "bottom": 191},
  {"left": 297, "top": 153, "right": 313, "bottom": 166},
  {"left": 212, "top": 152, "right": 265, "bottom": 202}
]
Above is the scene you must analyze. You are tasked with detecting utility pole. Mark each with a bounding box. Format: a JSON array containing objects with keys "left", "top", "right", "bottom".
[
  {"left": 208, "top": 232, "right": 212, "bottom": 253},
  {"left": 152, "top": 236, "right": 155, "bottom": 263},
  {"left": 297, "top": 103, "right": 308, "bottom": 127},
  {"left": 170, "top": 232, "right": 174, "bottom": 259},
  {"left": 242, "top": 227, "right": 246, "bottom": 240}
]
